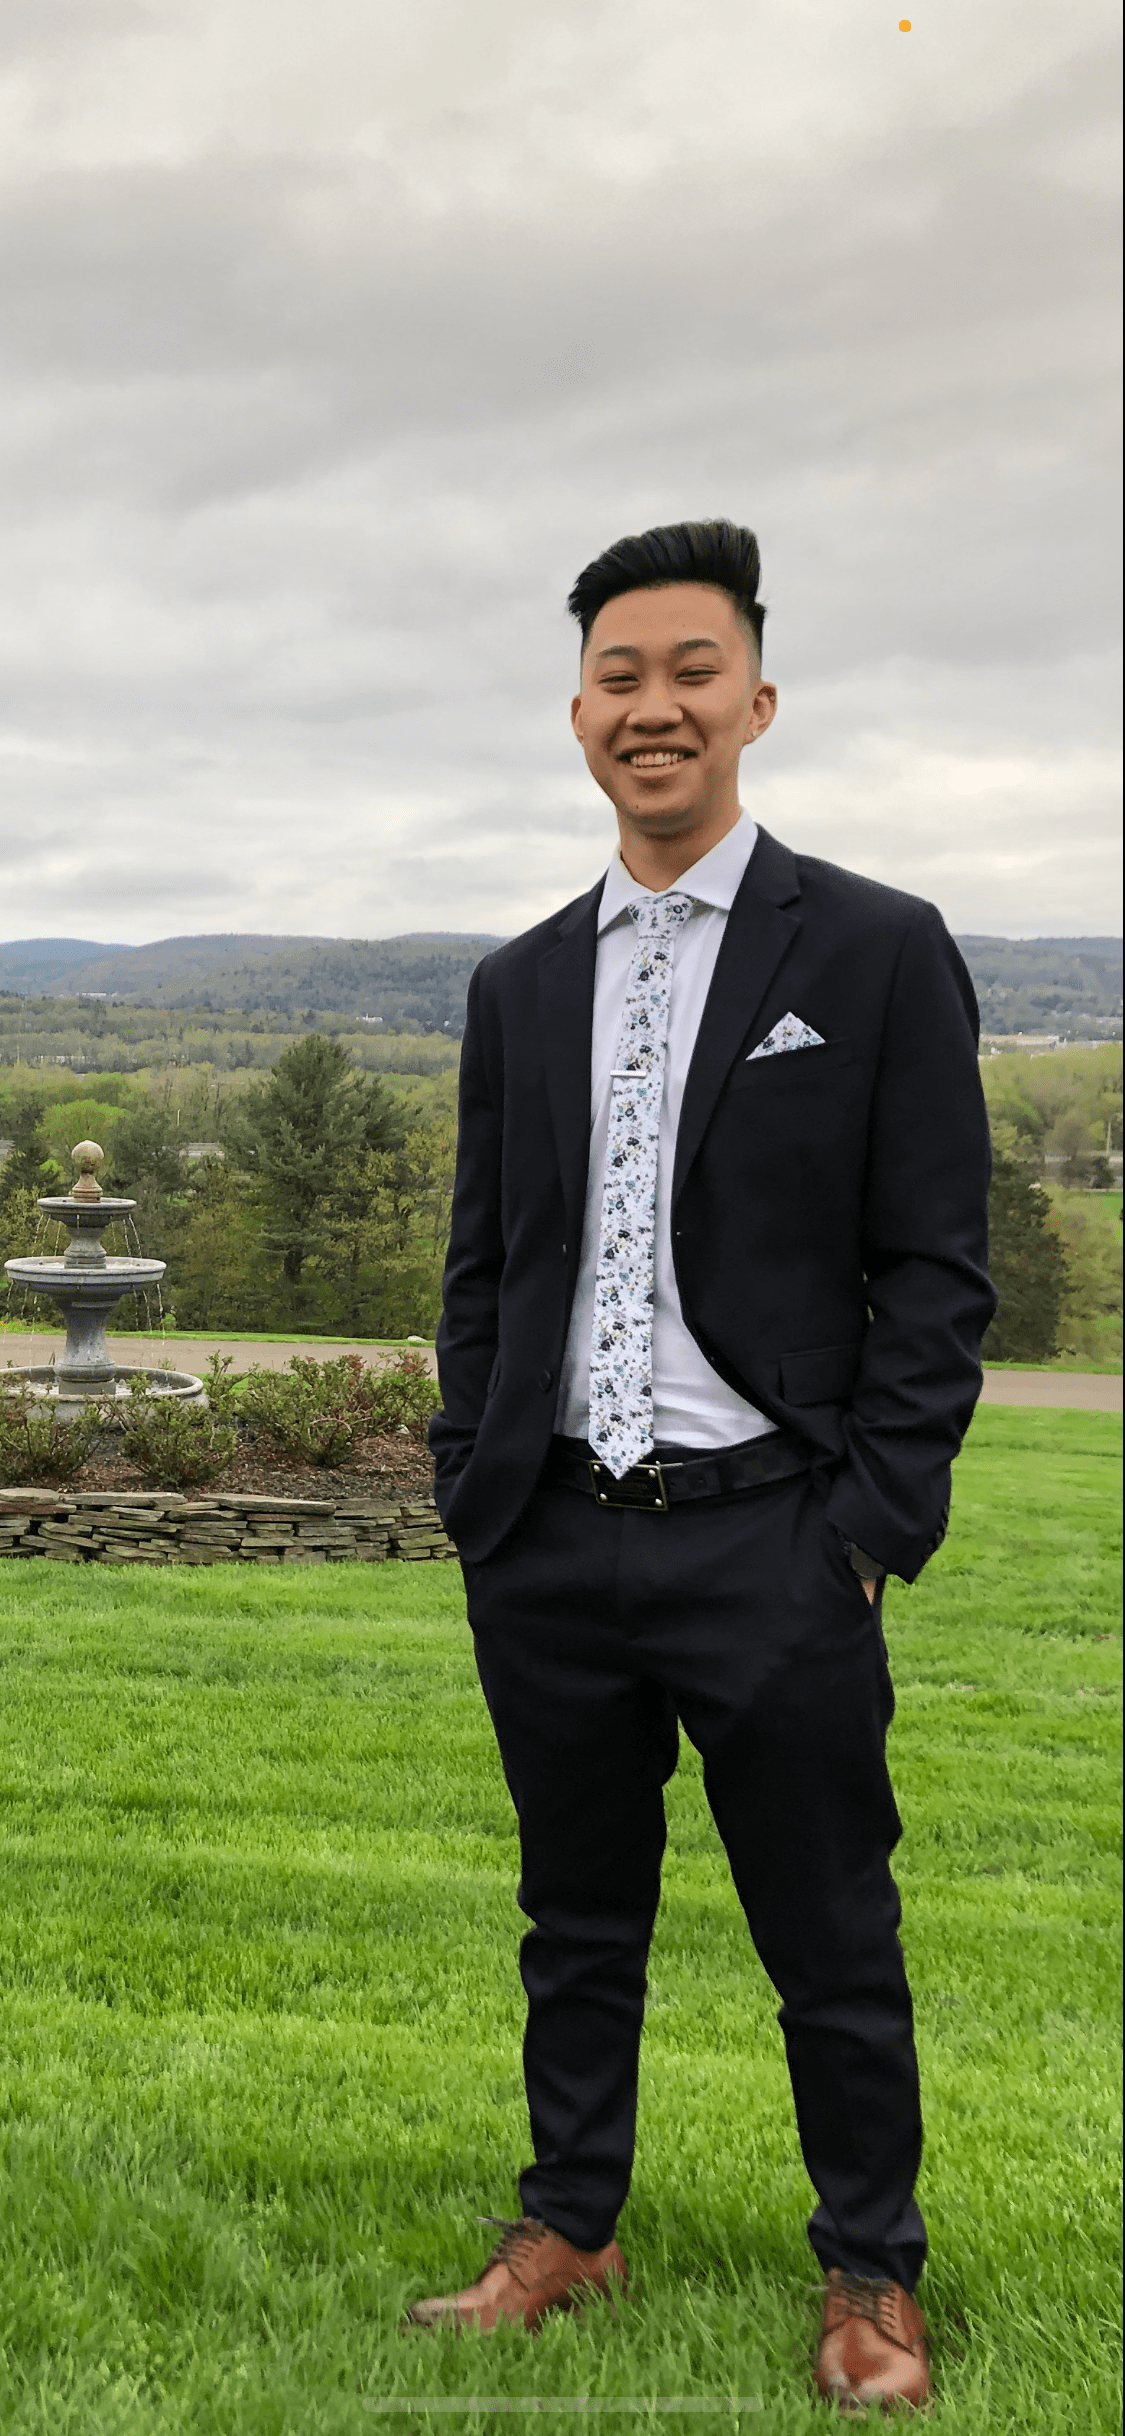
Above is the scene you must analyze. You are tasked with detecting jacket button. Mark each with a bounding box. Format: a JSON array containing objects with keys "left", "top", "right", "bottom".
[{"left": 538, "top": 1368, "right": 554, "bottom": 1392}]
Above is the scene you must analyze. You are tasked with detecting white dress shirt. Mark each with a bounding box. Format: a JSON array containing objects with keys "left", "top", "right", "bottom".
[{"left": 556, "top": 812, "right": 775, "bottom": 1450}]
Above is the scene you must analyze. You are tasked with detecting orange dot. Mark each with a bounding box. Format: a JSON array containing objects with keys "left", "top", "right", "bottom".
[{"left": 899, "top": 15, "right": 911, "bottom": 25}]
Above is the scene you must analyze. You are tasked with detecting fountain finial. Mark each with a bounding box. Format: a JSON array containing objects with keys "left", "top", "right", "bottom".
[{"left": 70, "top": 1141, "right": 105, "bottom": 1203}]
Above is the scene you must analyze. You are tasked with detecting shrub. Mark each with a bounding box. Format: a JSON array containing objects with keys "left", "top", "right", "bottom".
[
  {"left": 120, "top": 1390, "right": 237, "bottom": 1488},
  {"left": 239, "top": 1359, "right": 365, "bottom": 1468},
  {"left": 236, "top": 1349, "right": 439, "bottom": 1465},
  {"left": 201, "top": 1348, "right": 241, "bottom": 1419},
  {"left": 0, "top": 1392, "right": 106, "bottom": 1487},
  {"left": 358, "top": 1351, "right": 440, "bottom": 1442}
]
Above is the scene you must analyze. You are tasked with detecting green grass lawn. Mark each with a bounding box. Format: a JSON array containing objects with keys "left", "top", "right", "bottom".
[{"left": 0, "top": 1409, "right": 1120, "bottom": 2433}]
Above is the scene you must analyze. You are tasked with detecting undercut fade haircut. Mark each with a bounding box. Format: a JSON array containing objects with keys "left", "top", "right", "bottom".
[{"left": 567, "top": 519, "right": 765, "bottom": 658}]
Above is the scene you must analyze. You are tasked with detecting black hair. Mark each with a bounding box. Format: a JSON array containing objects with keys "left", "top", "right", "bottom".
[{"left": 567, "top": 518, "right": 765, "bottom": 657}]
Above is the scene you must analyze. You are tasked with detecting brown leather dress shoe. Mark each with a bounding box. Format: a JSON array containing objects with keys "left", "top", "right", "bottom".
[
  {"left": 405, "top": 2215, "right": 628, "bottom": 2333},
  {"left": 814, "top": 2269, "right": 933, "bottom": 2415}
]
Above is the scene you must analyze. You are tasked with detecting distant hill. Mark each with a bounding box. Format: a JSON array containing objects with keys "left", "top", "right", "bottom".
[
  {"left": 0, "top": 929, "right": 1120, "bottom": 1037},
  {"left": 960, "top": 938, "right": 1122, "bottom": 1036},
  {"left": 0, "top": 938, "right": 128, "bottom": 993},
  {"left": 0, "top": 933, "right": 506, "bottom": 1031}
]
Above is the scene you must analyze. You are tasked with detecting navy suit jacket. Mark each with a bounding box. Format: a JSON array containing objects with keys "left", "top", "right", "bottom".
[{"left": 430, "top": 826, "right": 996, "bottom": 1580}]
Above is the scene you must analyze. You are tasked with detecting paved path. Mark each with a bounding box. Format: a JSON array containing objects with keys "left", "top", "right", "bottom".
[
  {"left": 2, "top": 1336, "right": 1119, "bottom": 1409},
  {"left": 977, "top": 1367, "right": 1121, "bottom": 1412}
]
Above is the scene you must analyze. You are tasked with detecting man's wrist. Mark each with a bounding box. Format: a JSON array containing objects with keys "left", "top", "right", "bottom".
[{"left": 839, "top": 1535, "right": 886, "bottom": 1583}]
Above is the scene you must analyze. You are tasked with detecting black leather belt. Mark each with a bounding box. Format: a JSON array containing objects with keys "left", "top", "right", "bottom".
[{"left": 542, "top": 1431, "right": 811, "bottom": 1511}]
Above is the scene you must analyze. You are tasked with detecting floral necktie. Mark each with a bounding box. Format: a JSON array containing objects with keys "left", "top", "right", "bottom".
[{"left": 588, "top": 891, "right": 694, "bottom": 1478}]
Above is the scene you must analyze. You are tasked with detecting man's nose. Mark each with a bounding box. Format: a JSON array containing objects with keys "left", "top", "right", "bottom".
[{"left": 626, "top": 683, "right": 683, "bottom": 727}]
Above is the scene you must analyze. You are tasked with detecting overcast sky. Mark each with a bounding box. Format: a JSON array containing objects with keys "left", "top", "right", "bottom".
[{"left": 0, "top": 0, "right": 1120, "bottom": 946}]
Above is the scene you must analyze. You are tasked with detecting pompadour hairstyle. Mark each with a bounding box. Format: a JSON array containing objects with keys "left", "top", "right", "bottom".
[{"left": 567, "top": 519, "right": 765, "bottom": 656}]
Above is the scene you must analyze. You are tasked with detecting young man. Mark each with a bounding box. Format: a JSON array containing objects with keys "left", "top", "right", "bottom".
[{"left": 411, "top": 521, "right": 995, "bottom": 2412}]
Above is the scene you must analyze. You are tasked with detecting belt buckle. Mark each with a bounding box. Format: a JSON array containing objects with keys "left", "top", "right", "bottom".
[{"left": 587, "top": 1458, "right": 670, "bottom": 1512}]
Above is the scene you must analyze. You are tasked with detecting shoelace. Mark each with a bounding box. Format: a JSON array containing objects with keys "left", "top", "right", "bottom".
[
  {"left": 478, "top": 2215, "right": 551, "bottom": 2277},
  {"left": 818, "top": 2275, "right": 915, "bottom": 2351}
]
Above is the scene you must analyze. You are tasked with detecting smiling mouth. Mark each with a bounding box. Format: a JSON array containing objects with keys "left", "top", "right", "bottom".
[{"left": 621, "top": 749, "right": 694, "bottom": 769}]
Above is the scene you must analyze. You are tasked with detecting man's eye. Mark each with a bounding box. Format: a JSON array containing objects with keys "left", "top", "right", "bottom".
[{"left": 679, "top": 667, "right": 717, "bottom": 681}]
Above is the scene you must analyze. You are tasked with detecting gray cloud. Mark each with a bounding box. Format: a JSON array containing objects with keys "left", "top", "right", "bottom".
[{"left": 0, "top": 0, "right": 1119, "bottom": 944}]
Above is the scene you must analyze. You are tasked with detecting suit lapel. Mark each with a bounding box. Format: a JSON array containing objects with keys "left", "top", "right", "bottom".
[
  {"left": 671, "top": 828, "right": 801, "bottom": 1207},
  {"left": 537, "top": 880, "right": 602, "bottom": 1245}
]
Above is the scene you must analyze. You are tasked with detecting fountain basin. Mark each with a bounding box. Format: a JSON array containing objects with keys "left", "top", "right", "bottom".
[
  {"left": 6, "top": 1255, "right": 166, "bottom": 1295},
  {"left": 33, "top": 1188, "right": 145, "bottom": 1269},
  {"left": 6, "top": 1253, "right": 171, "bottom": 1399},
  {"left": 7, "top": 1363, "right": 208, "bottom": 1414}
]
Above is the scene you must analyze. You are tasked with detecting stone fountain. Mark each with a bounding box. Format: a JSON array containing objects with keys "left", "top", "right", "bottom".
[{"left": 3, "top": 1140, "right": 205, "bottom": 1416}]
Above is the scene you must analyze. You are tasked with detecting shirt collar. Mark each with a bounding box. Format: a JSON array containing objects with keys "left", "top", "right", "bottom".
[{"left": 597, "top": 811, "right": 758, "bottom": 934}]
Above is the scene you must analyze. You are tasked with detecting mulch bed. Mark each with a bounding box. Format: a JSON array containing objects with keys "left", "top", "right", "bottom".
[{"left": 40, "top": 1431, "right": 437, "bottom": 1506}]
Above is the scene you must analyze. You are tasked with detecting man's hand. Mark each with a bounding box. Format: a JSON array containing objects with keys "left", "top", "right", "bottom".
[{"left": 841, "top": 1540, "right": 884, "bottom": 1600}]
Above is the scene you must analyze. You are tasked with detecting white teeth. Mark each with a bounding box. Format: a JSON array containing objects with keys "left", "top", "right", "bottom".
[{"left": 628, "top": 751, "right": 685, "bottom": 767}]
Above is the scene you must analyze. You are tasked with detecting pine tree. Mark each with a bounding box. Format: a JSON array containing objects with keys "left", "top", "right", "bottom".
[
  {"left": 104, "top": 1101, "right": 186, "bottom": 1198},
  {"left": 982, "top": 1153, "right": 1069, "bottom": 1362},
  {"left": 0, "top": 1096, "right": 59, "bottom": 1210},
  {"left": 236, "top": 1036, "right": 406, "bottom": 1299}
]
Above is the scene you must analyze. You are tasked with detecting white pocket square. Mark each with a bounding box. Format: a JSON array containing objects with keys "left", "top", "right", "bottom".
[{"left": 746, "top": 1013, "right": 826, "bottom": 1061}]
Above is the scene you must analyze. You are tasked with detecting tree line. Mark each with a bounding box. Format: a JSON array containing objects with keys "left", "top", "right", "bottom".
[
  {"left": 0, "top": 1038, "right": 457, "bottom": 1341},
  {"left": 979, "top": 1046, "right": 1121, "bottom": 1362},
  {"left": 2, "top": 1037, "right": 1121, "bottom": 1364},
  {"left": 0, "top": 994, "right": 463, "bottom": 1076}
]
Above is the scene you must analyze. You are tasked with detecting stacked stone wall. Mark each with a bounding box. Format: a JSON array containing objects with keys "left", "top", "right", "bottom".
[{"left": 0, "top": 1489, "right": 457, "bottom": 1566}]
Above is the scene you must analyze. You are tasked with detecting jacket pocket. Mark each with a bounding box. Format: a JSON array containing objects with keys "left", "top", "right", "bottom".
[
  {"left": 727, "top": 1037, "right": 855, "bottom": 1091},
  {"left": 777, "top": 1340, "right": 863, "bottom": 1405}
]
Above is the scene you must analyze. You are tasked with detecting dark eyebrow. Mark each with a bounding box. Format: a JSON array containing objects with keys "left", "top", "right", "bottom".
[{"left": 593, "top": 635, "right": 724, "bottom": 664}]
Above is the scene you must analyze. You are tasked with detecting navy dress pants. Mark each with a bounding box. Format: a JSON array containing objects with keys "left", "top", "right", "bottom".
[{"left": 462, "top": 1458, "right": 927, "bottom": 2292}]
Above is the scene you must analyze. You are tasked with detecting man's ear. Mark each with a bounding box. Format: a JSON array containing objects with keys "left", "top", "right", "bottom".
[
  {"left": 571, "top": 693, "right": 585, "bottom": 742},
  {"left": 743, "top": 681, "right": 778, "bottom": 745}
]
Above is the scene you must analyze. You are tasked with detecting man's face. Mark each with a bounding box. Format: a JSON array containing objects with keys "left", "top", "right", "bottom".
[{"left": 570, "top": 582, "right": 777, "bottom": 845}]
